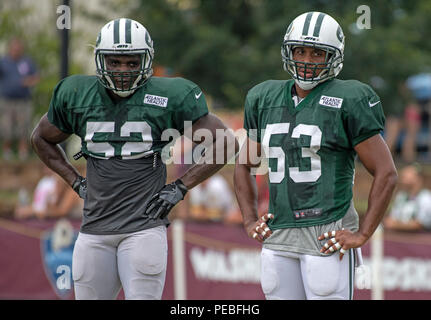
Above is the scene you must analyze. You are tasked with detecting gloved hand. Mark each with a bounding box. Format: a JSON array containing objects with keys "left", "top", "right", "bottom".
[
  {"left": 72, "top": 175, "right": 87, "bottom": 199},
  {"left": 145, "top": 179, "right": 188, "bottom": 220}
]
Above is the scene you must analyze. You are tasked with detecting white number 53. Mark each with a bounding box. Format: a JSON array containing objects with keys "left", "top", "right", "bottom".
[{"left": 262, "top": 123, "right": 322, "bottom": 183}]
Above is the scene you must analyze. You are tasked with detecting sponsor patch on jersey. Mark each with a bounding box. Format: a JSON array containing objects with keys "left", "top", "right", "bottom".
[
  {"left": 319, "top": 95, "right": 343, "bottom": 109},
  {"left": 144, "top": 94, "right": 169, "bottom": 108}
]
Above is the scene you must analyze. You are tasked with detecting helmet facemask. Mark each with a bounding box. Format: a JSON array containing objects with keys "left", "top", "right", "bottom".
[
  {"left": 95, "top": 50, "right": 153, "bottom": 97},
  {"left": 281, "top": 41, "right": 343, "bottom": 90},
  {"left": 94, "top": 18, "right": 155, "bottom": 97}
]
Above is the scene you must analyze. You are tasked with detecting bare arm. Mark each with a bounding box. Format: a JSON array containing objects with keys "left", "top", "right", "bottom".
[
  {"left": 234, "top": 137, "right": 261, "bottom": 229},
  {"left": 31, "top": 113, "right": 81, "bottom": 187},
  {"left": 179, "top": 113, "right": 239, "bottom": 189},
  {"left": 234, "top": 137, "right": 273, "bottom": 242},
  {"left": 354, "top": 134, "right": 398, "bottom": 241},
  {"left": 145, "top": 113, "right": 239, "bottom": 220},
  {"left": 320, "top": 134, "right": 398, "bottom": 256}
]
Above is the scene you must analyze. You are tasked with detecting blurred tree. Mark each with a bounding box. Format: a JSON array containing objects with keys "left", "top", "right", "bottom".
[
  {"left": 128, "top": 0, "right": 431, "bottom": 112},
  {"left": 2, "top": 0, "right": 430, "bottom": 114}
]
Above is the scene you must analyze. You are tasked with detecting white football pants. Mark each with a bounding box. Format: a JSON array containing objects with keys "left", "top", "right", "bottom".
[
  {"left": 261, "top": 247, "right": 355, "bottom": 300},
  {"left": 72, "top": 226, "right": 167, "bottom": 300}
]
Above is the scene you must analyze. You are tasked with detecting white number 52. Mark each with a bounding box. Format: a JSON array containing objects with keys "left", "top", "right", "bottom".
[{"left": 85, "top": 121, "right": 153, "bottom": 159}]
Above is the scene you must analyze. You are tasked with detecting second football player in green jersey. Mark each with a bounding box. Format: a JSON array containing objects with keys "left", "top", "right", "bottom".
[
  {"left": 235, "top": 11, "right": 397, "bottom": 300},
  {"left": 244, "top": 78, "right": 385, "bottom": 228}
]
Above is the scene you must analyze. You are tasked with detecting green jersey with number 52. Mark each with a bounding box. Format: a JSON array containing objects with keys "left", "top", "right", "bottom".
[
  {"left": 48, "top": 74, "right": 208, "bottom": 159},
  {"left": 244, "top": 78, "right": 385, "bottom": 229}
]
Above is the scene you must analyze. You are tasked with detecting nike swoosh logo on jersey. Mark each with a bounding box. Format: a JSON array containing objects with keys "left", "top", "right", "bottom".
[
  {"left": 195, "top": 91, "right": 202, "bottom": 99},
  {"left": 369, "top": 100, "right": 380, "bottom": 107}
]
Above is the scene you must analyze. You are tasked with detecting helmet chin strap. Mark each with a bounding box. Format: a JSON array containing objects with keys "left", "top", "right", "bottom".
[
  {"left": 294, "top": 67, "right": 332, "bottom": 90},
  {"left": 295, "top": 79, "right": 320, "bottom": 91},
  {"left": 113, "top": 89, "right": 136, "bottom": 97},
  {"left": 284, "top": 61, "right": 321, "bottom": 91},
  {"left": 288, "top": 62, "right": 331, "bottom": 91}
]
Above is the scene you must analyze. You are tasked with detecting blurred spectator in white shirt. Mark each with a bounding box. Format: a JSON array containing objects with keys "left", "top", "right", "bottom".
[
  {"left": 384, "top": 163, "right": 431, "bottom": 231},
  {"left": 14, "top": 166, "right": 83, "bottom": 220},
  {"left": 188, "top": 174, "right": 237, "bottom": 222}
]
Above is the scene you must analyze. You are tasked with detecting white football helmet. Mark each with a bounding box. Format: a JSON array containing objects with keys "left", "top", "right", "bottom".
[
  {"left": 281, "top": 12, "right": 345, "bottom": 90},
  {"left": 95, "top": 18, "right": 154, "bottom": 97}
]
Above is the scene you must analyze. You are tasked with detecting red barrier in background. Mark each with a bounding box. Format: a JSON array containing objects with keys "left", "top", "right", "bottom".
[
  {"left": 1, "top": 218, "right": 431, "bottom": 300},
  {"left": 163, "top": 221, "right": 264, "bottom": 300},
  {"left": 355, "top": 231, "right": 431, "bottom": 300},
  {"left": 0, "top": 219, "right": 78, "bottom": 299}
]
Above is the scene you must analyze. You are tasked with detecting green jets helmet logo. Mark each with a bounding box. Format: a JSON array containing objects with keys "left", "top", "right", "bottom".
[
  {"left": 286, "top": 22, "right": 293, "bottom": 36},
  {"left": 96, "top": 32, "right": 101, "bottom": 47},
  {"left": 145, "top": 32, "right": 152, "bottom": 48},
  {"left": 336, "top": 25, "right": 344, "bottom": 43}
]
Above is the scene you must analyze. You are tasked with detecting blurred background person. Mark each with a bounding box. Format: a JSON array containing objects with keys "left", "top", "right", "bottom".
[
  {"left": 384, "top": 163, "right": 431, "bottom": 232},
  {"left": 0, "top": 37, "right": 40, "bottom": 161},
  {"left": 14, "top": 165, "right": 83, "bottom": 220},
  {"left": 223, "top": 174, "right": 270, "bottom": 225},
  {"left": 382, "top": 81, "right": 421, "bottom": 163},
  {"left": 405, "top": 73, "right": 431, "bottom": 161},
  {"left": 188, "top": 174, "right": 236, "bottom": 222},
  {"left": 400, "top": 97, "right": 422, "bottom": 163}
]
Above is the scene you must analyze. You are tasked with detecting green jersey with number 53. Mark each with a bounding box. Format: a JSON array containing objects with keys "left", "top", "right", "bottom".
[
  {"left": 244, "top": 78, "right": 385, "bottom": 229},
  {"left": 48, "top": 74, "right": 208, "bottom": 159}
]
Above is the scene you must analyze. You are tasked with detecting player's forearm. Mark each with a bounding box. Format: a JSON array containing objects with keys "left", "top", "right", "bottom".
[
  {"left": 234, "top": 162, "right": 259, "bottom": 229},
  {"left": 180, "top": 163, "right": 226, "bottom": 189},
  {"left": 180, "top": 128, "right": 239, "bottom": 189},
  {"left": 358, "top": 168, "right": 398, "bottom": 240},
  {"left": 31, "top": 133, "right": 80, "bottom": 187}
]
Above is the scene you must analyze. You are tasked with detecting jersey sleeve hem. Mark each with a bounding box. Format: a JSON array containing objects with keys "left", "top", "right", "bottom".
[
  {"left": 191, "top": 109, "right": 209, "bottom": 124},
  {"left": 352, "top": 130, "right": 381, "bottom": 147},
  {"left": 47, "top": 111, "right": 74, "bottom": 135},
  {"left": 176, "top": 109, "right": 209, "bottom": 135}
]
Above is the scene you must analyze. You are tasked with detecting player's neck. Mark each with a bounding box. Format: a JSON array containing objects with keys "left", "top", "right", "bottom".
[
  {"left": 294, "top": 84, "right": 312, "bottom": 98},
  {"left": 107, "top": 89, "right": 128, "bottom": 104}
]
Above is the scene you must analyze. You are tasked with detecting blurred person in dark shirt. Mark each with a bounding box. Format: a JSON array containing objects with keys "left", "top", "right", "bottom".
[{"left": 0, "top": 38, "right": 40, "bottom": 160}]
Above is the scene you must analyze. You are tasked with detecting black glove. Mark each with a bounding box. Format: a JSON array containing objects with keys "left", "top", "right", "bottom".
[
  {"left": 145, "top": 179, "right": 188, "bottom": 220},
  {"left": 72, "top": 175, "right": 87, "bottom": 199}
]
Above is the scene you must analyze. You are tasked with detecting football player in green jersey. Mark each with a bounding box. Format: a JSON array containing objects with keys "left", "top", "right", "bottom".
[
  {"left": 31, "top": 18, "right": 237, "bottom": 299},
  {"left": 234, "top": 12, "right": 397, "bottom": 299}
]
